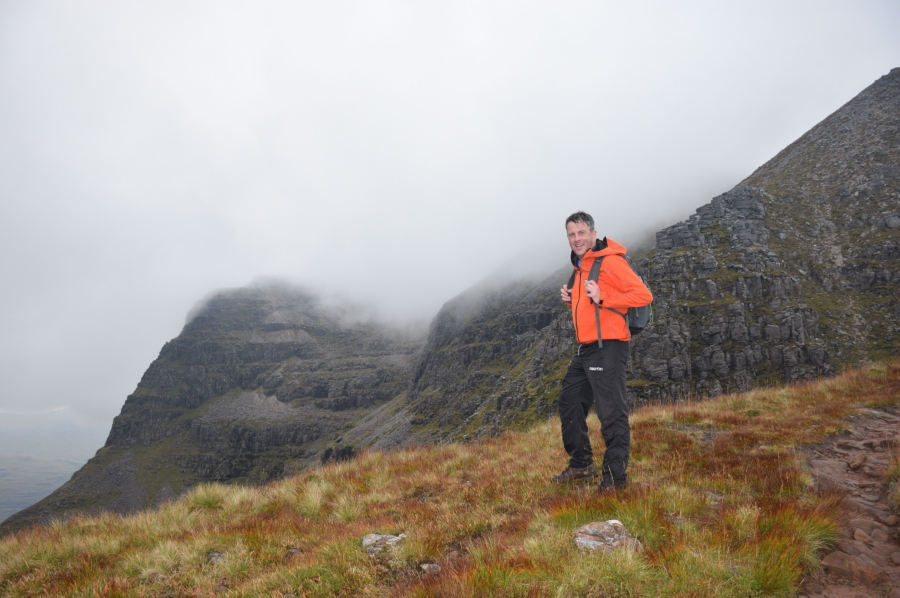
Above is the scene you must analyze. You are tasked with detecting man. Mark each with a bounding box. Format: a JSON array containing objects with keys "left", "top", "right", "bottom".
[{"left": 552, "top": 211, "right": 652, "bottom": 491}]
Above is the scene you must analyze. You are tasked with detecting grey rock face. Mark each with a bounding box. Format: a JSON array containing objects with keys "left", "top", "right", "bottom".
[
  {"left": 631, "top": 194, "right": 836, "bottom": 406},
  {"left": 626, "top": 68, "right": 900, "bottom": 403},
  {"left": 655, "top": 186, "right": 769, "bottom": 251}
]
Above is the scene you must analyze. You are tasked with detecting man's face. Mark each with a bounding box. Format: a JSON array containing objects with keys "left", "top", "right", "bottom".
[{"left": 566, "top": 220, "right": 597, "bottom": 258}]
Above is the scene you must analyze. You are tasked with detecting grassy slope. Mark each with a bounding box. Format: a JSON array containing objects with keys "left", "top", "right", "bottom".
[{"left": 1, "top": 362, "right": 898, "bottom": 598}]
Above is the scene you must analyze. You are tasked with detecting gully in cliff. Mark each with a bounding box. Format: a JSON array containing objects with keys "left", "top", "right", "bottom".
[{"left": 551, "top": 211, "right": 653, "bottom": 491}]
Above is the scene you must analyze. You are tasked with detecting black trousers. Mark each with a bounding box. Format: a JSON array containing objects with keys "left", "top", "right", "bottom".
[{"left": 558, "top": 339, "right": 630, "bottom": 483}]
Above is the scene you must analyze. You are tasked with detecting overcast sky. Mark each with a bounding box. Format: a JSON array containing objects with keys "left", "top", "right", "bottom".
[{"left": 1, "top": 1, "right": 898, "bottom": 436}]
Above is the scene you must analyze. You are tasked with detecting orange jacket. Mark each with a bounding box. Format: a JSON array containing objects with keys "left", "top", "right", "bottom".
[{"left": 567, "top": 238, "right": 652, "bottom": 344}]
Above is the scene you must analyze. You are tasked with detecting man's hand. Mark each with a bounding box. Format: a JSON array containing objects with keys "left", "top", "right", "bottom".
[
  {"left": 584, "top": 279, "right": 602, "bottom": 303},
  {"left": 560, "top": 285, "right": 572, "bottom": 302}
]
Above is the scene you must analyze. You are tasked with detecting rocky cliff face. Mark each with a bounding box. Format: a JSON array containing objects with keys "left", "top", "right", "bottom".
[
  {"left": 407, "top": 67, "right": 900, "bottom": 433},
  {"left": 629, "top": 67, "right": 899, "bottom": 402},
  {"left": 1, "top": 283, "right": 422, "bottom": 534},
  {"left": 630, "top": 186, "right": 833, "bottom": 403}
]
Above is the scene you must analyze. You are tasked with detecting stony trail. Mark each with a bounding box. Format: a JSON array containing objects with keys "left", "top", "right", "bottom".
[{"left": 802, "top": 406, "right": 900, "bottom": 598}]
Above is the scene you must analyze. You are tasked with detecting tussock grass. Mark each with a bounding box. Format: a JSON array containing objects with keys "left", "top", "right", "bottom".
[
  {"left": 1, "top": 361, "right": 897, "bottom": 597},
  {"left": 189, "top": 482, "right": 229, "bottom": 511}
]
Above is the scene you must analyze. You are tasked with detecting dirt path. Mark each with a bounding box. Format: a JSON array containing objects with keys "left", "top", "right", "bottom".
[{"left": 801, "top": 405, "right": 900, "bottom": 598}]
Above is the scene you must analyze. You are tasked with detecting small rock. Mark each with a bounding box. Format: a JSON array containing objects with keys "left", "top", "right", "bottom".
[
  {"left": 420, "top": 563, "right": 442, "bottom": 574},
  {"left": 810, "top": 459, "right": 849, "bottom": 477},
  {"left": 822, "top": 551, "right": 886, "bottom": 583},
  {"left": 892, "top": 552, "right": 900, "bottom": 565},
  {"left": 888, "top": 587, "right": 900, "bottom": 598},
  {"left": 285, "top": 548, "right": 302, "bottom": 561},
  {"left": 208, "top": 552, "right": 226, "bottom": 564},
  {"left": 871, "top": 542, "right": 896, "bottom": 558},
  {"left": 848, "top": 518, "right": 889, "bottom": 536},
  {"left": 573, "top": 520, "right": 643, "bottom": 553},
  {"left": 362, "top": 532, "right": 407, "bottom": 556},
  {"left": 812, "top": 473, "right": 845, "bottom": 492},
  {"left": 704, "top": 490, "right": 724, "bottom": 503},
  {"left": 854, "top": 543, "right": 889, "bottom": 567},
  {"left": 877, "top": 514, "right": 898, "bottom": 526},
  {"left": 848, "top": 454, "right": 867, "bottom": 470},
  {"left": 870, "top": 527, "right": 889, "bottom": 543},
  {"left": 853, "top": 528, "right": 871, "bottom": 543}
]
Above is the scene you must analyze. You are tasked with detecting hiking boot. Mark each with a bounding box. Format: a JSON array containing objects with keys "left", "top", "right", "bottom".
[
  {"left": 597, "top": 477, "right": 627, "bottom": 493},
  {"left": 550, "top": 463, "right": 598, "bottom": 483}
]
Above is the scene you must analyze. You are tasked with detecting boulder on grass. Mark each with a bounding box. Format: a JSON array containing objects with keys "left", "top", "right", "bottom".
[{"left": 573, "top": 520, "right": 643, "bottom": 552}]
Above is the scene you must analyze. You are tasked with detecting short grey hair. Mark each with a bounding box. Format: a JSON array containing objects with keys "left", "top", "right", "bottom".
[{"left": 565, "top": 211, "right": 594, "bottom": 231}]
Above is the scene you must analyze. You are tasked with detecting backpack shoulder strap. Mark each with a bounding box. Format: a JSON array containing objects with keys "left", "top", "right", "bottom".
[
  {"left": 587, "top": 255, "right": 604, "bottom": 285},
  {"left": 588, "top": 257, "right": 605, "bottom": 348},
  {"left": 588, "top": 256, "right": 633, "bottom": 346}
]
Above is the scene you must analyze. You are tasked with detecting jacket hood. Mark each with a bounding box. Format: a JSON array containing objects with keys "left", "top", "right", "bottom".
[{"left": 570, "top": 237, "right": 626, "bottom": 267}]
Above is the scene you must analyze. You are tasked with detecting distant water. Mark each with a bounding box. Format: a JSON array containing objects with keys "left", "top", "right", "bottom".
[
  {"left": 0, "top": 410, "right": 108, "bottom": 523},
  {"left": 0, "top": 454, "right": 84, "bottom": 522}
]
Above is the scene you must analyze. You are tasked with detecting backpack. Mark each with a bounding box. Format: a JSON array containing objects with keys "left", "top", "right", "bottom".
[{"left": 567, "top": 254, "right": 653, "bottom": 347}]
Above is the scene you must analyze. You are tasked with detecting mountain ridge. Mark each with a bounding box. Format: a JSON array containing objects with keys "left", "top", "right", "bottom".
[{"left": 0, "top": 282, "right": 424, "bottom": 534}]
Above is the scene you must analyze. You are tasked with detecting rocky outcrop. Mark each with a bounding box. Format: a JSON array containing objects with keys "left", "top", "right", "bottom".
[
  {"left": 625, "top": 68, "right": 900, "bottom": 402},
  {"left": 1, "top": 283, "right": 423, "bottom": 535},
  {"left": 629, "top": 185, "right": 835, "bottom": 404}
]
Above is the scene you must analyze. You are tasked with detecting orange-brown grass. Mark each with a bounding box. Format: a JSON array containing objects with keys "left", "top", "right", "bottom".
[{"left": 1, "top": 361, "right": 897, "bottom": 597}]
